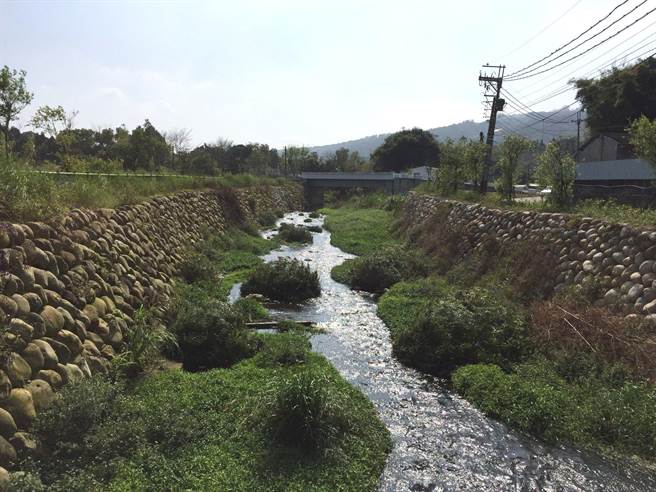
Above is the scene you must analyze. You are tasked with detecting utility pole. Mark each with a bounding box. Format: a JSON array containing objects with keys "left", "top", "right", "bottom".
[
  {"left": 571, "top": 110, "right": 583, "bottom": 161},
  {"left": 478, "top": 64, "right": 505, "bottom": 193}
]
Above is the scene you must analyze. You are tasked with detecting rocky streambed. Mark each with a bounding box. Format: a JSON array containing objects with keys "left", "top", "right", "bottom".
[{"left": 234, "top": 212, "right": 656, "bottom": 491}]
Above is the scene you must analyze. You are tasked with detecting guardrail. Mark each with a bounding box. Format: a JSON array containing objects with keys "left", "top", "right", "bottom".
[{"left": 33, "top": 170, "right": 216, "bottom": 178}]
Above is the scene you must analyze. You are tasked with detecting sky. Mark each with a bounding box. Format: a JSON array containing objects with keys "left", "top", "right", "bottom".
[{"left": 1, "top": 0, "right": 652, "bottom": 148}]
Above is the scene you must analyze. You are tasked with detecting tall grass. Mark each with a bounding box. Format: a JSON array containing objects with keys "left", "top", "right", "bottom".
[
  {"left": 0, "top": 156, "right": 291, "bottom": 221},
  {"left": 417, "top": 186, "right": 656, "bottom": 229}
]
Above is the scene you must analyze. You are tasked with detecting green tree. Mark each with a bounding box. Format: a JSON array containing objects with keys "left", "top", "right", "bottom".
[
  {"left": 535, "top": 141, "right": 576, "bottom": 208},
  {"left": 125, "top": 119, "right": 169, "bottom": 171},
  {"left": 463, "top": 139, "right": 486, "bottom": 188},
  {"left": 435, "top": 138, "right": 464, "bottom": 193},
  {"left": 575, "top": 58, "right": 656, "bottom": 137},
  {"left": 0, "top": 66, "right": 33, "bottom": 158},
  {"left": 629, "top": 115, "right": 656, "bottom": 167},
  {"left": 31, "top": 105, "right": 78, "bottom": 157},
  {"left": 372, "top": 128, "right": 440, "bottom": 172},
  {"left": 496, "top": 135, "right": 533, "bottom": 201}
]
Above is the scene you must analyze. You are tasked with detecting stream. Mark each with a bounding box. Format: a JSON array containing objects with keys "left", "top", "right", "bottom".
[{"left": 231, "top": 212, "right": 656, "bottom": 491}]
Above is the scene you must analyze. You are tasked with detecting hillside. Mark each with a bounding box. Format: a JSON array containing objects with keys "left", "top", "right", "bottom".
[{"left": 311, "top": 109, "right": 579, "bottom": 158}]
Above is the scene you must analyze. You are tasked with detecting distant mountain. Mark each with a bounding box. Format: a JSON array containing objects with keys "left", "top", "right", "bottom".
[{"left": 311, "top": 109, "right": 580, "bottom": 158}]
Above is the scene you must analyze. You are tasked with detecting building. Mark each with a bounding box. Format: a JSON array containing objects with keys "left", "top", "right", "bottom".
[
  {"left": 578, "top": 133, "right": 634, "bottom": 162},
  {"left": 574, "top": 158, "right": 656, "bottom": 205}
]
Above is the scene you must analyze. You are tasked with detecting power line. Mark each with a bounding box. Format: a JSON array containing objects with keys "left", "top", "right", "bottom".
[
  {"left": 512, "top": 21, "right": 656, "bottom": 102},
  {"left": 500, "top": 0, "right": 586, "bottom": 58},
  {"left": 507, "top": 5, "right": 656, "bottom": 81},
  {"left": 507, "top": 0, "right": 633, "bottom": 78},
  {"left": 524, "top": 43, "right": 656, "bottom": 106}
]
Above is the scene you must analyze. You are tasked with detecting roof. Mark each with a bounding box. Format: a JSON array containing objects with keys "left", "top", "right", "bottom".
[
  {"left": 576, "top": 159, "right": 656, "bottom": 181},
  {"left": 300, "top": 172, "right": 396, "bottom": 180},
  {"left": 579, "top": 132, "right": 632, "bottom": 151}
]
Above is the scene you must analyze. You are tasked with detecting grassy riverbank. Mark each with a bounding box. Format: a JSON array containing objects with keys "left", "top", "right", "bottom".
[
  {"left": 0, "top": 155, "right": 291, "bottom": 221},
  {"left": 324, "top": 194, "right": 656, "bottom": 464},
  {"left": 12, "top": 223, "right": 391, "bottom": 490},
  {"left": 415, "top": 184, "right": 656, "bottom": 229},
  {"left": 15, "top": 344, "right": 390, "bottom": 491}
]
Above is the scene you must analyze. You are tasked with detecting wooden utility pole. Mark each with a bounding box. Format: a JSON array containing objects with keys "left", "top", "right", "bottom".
[
  {"left": 571, "top": 110, "right": 583, "bottom": 161},
  {"left": 479, "top": 64, "right": 505, "bottom": 193}
]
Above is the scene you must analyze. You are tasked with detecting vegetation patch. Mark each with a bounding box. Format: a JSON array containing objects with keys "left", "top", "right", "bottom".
[
  {"left": 277, "top": 223, "right": 312, "bottom": 244},
  {"left": 452, "top": 357, "right": 656, "bottom": 460},
  {"left": 321, "top": 204, "right": 401, "bottom": 256},
  {"left": 378, "top": 279, "right": 529, "bottom": 375},
  {"left": 332, "top": 246, "right": 433, "bottom": 294},
  {"left": 241, "top": 258, "right": 321, "bottom": 303},
  {"left": 16, "top": 335, "right": 390, "bottom": 491}
]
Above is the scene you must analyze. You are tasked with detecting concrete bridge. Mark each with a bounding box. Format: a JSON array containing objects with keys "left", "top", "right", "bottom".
[{"left": 300, "top": 172, "right": 427, "bottom": 208}]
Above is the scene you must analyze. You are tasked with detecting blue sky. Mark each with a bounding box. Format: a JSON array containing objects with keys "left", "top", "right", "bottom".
[{"left": 1, "top": 0, "right": 649, "bottom": 147}]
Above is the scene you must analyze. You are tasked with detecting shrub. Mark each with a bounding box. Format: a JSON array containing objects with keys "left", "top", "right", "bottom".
[
  {"left": 254, "top": 332, "right": 311, "bottom": 367},
  {"left": 233, "top": 297, "right": 268, "bottom": 322},
  {"left": 265, "top": 369, "right": 351, "bottom": 452},
  {"left": 278, "top": 223, "right": 312, "bottom": 243},
  {"left": 259, "top": 210, "right": 278, "bottom": 227},
  {"left": 114, "top": 308, "right": 178, "bottom": 376},
  {"left": 241, "top": 259, "right": 321, "bottom": 303},
  {"left": 452, "top": 359, "right": 656, "bottom": 458},
  {"left": 338, "top": 247, "right": 429, "bottom": 293},
  {"left": 33, "top": 376, "right": 122, "bottom": 454},
  {"left": 530, "top": 300, "right": 656, "bottom": 382},
  {"left": 179, "top": 253, "right": 217, "bottom": 283},
  {"left": 382, "top": 283, "right": 528, "bottom": 375},
  {"left": 172, "top": 298, "right": 255, "bottom": 371},
  {"left": 348, "top": 254, "right": 402, "bottom": 293}
]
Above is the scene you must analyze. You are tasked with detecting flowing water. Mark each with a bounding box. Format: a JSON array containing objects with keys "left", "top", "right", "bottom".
[{"left": 231, "top": 212, "right": 656, "bottom": 491}]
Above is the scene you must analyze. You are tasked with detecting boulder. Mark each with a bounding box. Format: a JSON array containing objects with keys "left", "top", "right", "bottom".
[
  {"left": 41, "top": 338, "right": 70, "bottom": 365},
  {"left": 20, "top": 343, "right": 44, "bottom": 374},
  {"left": 0, "top": 466, "right": 8, "bottom": 489},
  {"left": 0, "top": 436, "right": 16, "bottom": 468},
  {"left": 10, "top": 295, "right": 30, "bottom": 317},
  {"left": 9, "top": 431, "right": 37, "bottom": 456},
  {"left": 22, "top": 293, "right": 43, "bottom": 312},
  {"left": 0, "top": 371, "right": 10, "bottom": 401},
  {"left": 4, "top": 389, "right": 36, "bottom": 428},
  {"left": 40, "top": 306, "right": 64, "bottom": 336},
  {"left": 4, "top": 354, "right": 31, "bottom": 387},
  {"left": 0, "top": 296, "right": 17, "bottom": 318},
  {"left": 65, "top": 363, "right": 84, "bottom": 382},
  {"left": 8, "top": 319, "right": 33, "bottom": 343},
  {"left": 26, "top": 379, "right": 54, "bottom": 411},
  {"left": 0, "top": 409, "right": 16, "bottom": 440},
  {"left": 55, "top": 330, "right": 83, "bottom": 358},
  {"left": 36, "top": 370, "right": 62, "bottom": 390},
  {"left": 31, "top": 340, "right": 58, "bottom": 369}
]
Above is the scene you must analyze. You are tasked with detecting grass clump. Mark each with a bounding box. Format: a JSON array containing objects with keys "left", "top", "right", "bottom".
[
  {"left": 178, "top": 252, "right": 218, "bottom": 283},
  {"left": 265, "top": 368, "right": 351, "bottom": 453},
  {"left": 18, "top": 337, "right": 390, "bottom": 491},
  {"left": 278, "top": 223, "right": 312, "bottom": 244},
  {"left": 333, "top": 246, "right": 433, "bottom": 294},
  {"left": 233, "top": 297, "right": 269, "bottom": 322},
  {"left": 114, "top": 308, "right": 178, "bottom": 376},
  {"left": 254, "top": 331, "right": 311, "bottom": 367},
  {"left": 452, "top": 357, "right": 656, "bottom": 459},
  {"left": 241, "top": 258, "right": 321, "bottom": 303},
  {"left": 378, "top": 279, "right": 529, "bottom": 375},
  {"left": 172, "top": 296, "right": 255, "bottom": 371}
]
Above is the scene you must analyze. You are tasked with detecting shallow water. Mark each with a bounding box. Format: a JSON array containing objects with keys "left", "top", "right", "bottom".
[{"left": 237, "top": 212, "right": 656, "bottom": 491}]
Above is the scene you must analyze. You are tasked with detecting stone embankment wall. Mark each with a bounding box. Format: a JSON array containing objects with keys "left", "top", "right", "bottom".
[
  {"left": 0, "top": 184, "right": 301, "bottom": 468},
  {"left": 404, "top": 193, "right": 656, "bottom": 318}
]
